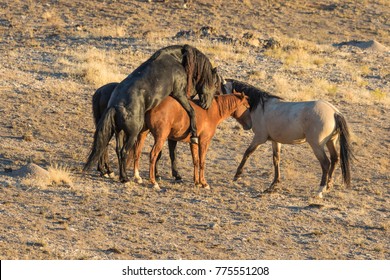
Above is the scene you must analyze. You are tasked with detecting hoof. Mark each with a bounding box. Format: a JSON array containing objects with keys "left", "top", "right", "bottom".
[
  {"left": 233, "top": 176, "right": 240, "bottom": 181},
  {"left": 263, "top": 187, "right": 276, "bottom": 194},
  {"left": 190, "top": 136, "right": 199, "bottom": 144},
  {"left": 203, "top": 184, "right": 210, "bottom": 190},
  {"left": 120, "top": 178, "right": 130, "bottom": 183},
  {"left": 135, "top": 176, "right": 143, "bottom": 184},
  {"left": 108, "top": 172, "right": 115, "bottom": 179},
  {"left": 153, "top": 183, "right": 161, "bottom": 191},
  {"left": 174, "top": 175, "right": 183, "bottom": 183},
  {"left": 317, "top": 192, "right": 323, "bottom": 199}
]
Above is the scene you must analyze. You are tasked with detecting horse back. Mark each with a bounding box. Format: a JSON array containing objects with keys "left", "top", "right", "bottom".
[
  {"left": 146, "top": 97, "right": 212, "bottom": 142},
  {"left": 108, "top": 54, "right": 186, "bottom": 110}
]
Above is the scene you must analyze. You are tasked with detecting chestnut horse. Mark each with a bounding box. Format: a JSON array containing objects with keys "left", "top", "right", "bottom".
[
  {"left": 84, "top": 45, "right": 224, "bottom": 183},
  {"left": 137, "top": 91, "right": 252, "bottom": 190},
  {"left": 92, "top": 82, "right": 183, "bottom": 181}
]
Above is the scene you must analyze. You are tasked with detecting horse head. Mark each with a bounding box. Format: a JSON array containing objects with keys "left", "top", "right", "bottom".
[{"left": 232, "top": 90, "right": 252, "bottom": 130}]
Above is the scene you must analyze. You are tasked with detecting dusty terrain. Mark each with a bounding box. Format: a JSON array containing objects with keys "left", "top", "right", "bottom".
[{"left": 0, "top": 0, "right": 389, "bottom": 259}]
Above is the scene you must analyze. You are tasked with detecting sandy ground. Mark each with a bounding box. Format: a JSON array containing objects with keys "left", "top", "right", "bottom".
[{"left": 0, "top": 0, "right": 389, "bottom": 259}]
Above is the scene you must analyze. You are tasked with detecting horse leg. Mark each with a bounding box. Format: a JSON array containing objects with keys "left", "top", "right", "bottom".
[
  {"left": 132, "top": 129, "right": 148, "bottom": 184},
  {"left": 97, "top": 148, "right": 107, "bottom": 177},
  {"left": 171, "top": 94, "right": 198, "bottom": 144},
  {"left": 199, "top": 140, "right": 211, "bottom": 189},
  {"left": 118, "top": 118, "right": 143, "bottom": 183},
  {"left": 310, "top": 143, "right": 330, "bottom": 198},
  {"left": 149, "top": 139, "right": 165, "bottom": 190},
  {"left": 190, "top": 143, "right": 200, "bottom": 187},
  {"left": 326, "top": 137, "right": 339, "bottom": 191},
  {"left": 234, "top": 138, "right": 262, "bottom": 181},
  {"left": 265, "top": 141, "right": 281, "bottom": 192},
  {"left": 155, "top": 150, "right": 163, "bottom": 181},
  {"left": 115, "top": 130, "right": 126, "bottom": 181},
  {"left": 168, "top": 139, "right": 182, "bottom": 181},
  {"left": 103, "top": 148, "right": 114, "bottom": 178}
]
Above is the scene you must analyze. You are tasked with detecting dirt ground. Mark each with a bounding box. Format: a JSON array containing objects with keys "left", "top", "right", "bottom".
[{"left": 0, "top": 0, "right": 389, "bottom": 260}]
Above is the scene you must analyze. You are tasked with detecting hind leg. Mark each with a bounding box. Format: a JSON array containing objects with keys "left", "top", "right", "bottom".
[
  {"left": 234, "top": 138, "right": 263, "bottom": 181},
  {"left": 326, "top": 137, "right": 339, "bottom": 191},
  {"left": 97, "top": 148, "right": 107, "bottom": 177},
  {"left": 265, "top": 141, "right": 282, "bottom": 192},
  {"left": 168, "top": 140, "right": 182, "bottom": 181},
  {"left": 155, "top": 150, "right": 163, "bottom": 181},
  {"left": 117, "top": 114, "right": 144, "bottom": 183},
  {"left": 132, "top": 129, "right": 148, "bottom": 184},
  {"left": 103, "top": 148, "right": 114, "bottom": 178},
  {"left": 149, "top": 139, "right": 166, "bottom": 190},
  {"left": 309, "top": 143, "right": 330, "bottom": 198}
]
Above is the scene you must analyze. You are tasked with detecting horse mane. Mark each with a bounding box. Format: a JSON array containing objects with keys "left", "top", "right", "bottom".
[
  {"left": 226, "top": 79, "right": 282, "bottom": 111},
  {"left": 142, "top": 45, "right": 215, "bottom": 98},
  {"left": 182, "top": 44, "right": 215, "bottom": 96}
]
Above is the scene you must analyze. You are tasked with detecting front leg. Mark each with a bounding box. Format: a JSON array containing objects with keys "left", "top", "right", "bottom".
[
  {"left": 199, "top": 140, "right": 211, "bottom": 189},
  {"left": 168, "top": 140, "right": 182, "bottom": 181},
  {"left": 234, "top": 138, "right": 262, "bottom": 181},
  {"left": 190, "top": 143, "right": 200, "bottom": 187},
  {"left": 265, "top": 141, "right": 281, "bottom": 192}
]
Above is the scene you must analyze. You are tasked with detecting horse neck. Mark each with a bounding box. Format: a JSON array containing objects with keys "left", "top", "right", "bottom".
[{"left": 214, "top": 95, "right": 242, "bottom": 122}]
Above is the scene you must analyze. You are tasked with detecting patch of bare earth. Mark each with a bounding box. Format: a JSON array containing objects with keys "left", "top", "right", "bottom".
[{"left": 0, "top": 0, "right": 389, "bottom": 259}]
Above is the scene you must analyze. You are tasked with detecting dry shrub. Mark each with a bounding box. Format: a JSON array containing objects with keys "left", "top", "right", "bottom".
[
  {"left": 58, "top": 48, "right": 126, "bottom": 87},
  {"left": 88, "top": 25, "right": 127, "bottom": 38},
  {"left": 41, "top": 9, "right": 65, "bottom": 30},
  {"left": 265, "top": 36, "right": 328, "bottom": 68},
  {"left": 47, "top": 164, "right": 74, "bottom": 187},
  {"left": 21, "top": 164, "right": 74, "bottom": 189}
]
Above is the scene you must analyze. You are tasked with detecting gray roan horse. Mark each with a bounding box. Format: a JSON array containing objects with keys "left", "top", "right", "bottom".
[
  {"left": 223, "top": 79, "right": 353, "bottom": 198},
  {"left": 84, "top": 45, "right": 224, "bottom": 182}
]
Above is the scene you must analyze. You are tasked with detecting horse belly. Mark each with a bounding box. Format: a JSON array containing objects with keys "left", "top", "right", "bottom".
[
  {"left": 169, "top": 125, "right": 191, "bottom": 142},
  {"left": 268, "top": 122, "right": 306, "bottom": 144}
]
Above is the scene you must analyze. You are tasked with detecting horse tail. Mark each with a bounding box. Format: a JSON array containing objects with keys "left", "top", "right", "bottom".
[
  {"left": 83, "top": 107, "right": 116, "bottom": 172},
  {"left": 335, "top": 113, "right": 353, "bottom": 187}
]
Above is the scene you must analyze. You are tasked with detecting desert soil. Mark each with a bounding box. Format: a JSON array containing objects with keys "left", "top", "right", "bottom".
[{"left": 0, "top": 0, "right": 389, "bottom": 259}]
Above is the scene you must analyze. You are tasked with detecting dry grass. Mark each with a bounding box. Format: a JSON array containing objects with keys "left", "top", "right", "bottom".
[{"left": 57, "top": 48, "right": 126, "bottom": 87}]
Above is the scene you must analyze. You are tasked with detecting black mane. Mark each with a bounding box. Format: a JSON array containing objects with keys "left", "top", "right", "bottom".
[
  {"left": 226, "top": 79, "right": 282, "bottom": 111},
  {"left": 182, "top": 44, "right": 215, "bottom": 94}
]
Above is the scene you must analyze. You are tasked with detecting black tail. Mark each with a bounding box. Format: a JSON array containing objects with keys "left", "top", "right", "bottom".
[
  {"left": 83, "top": 107, "right": 116, "bottom": 171},
  {"left": 335, "top": 113, "right": 354, "bottom": 187}
]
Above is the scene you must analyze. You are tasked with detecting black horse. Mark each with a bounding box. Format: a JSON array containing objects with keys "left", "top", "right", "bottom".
[
  {"left": 84, "top": 44, "right": 223, "bottom": 182},
  {"left": 92, "top": 82, "right": 182, "bottom": 181}
]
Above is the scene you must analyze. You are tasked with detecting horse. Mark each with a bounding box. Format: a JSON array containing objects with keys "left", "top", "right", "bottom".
[
  {"left": 92, "top": 82, "right": 118, "bottom": 178},
  {"left": 92, "top": 82, "right": 183, "bottom": 181},
  {"left": 84, "top": 45, "right": 224, "bottom": 182},
  {"left": 142, "top": 91, "right": 252, "bottom": 190},
  {"left": 223, "top": 79, "right": 353, "bottom": 198}
]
